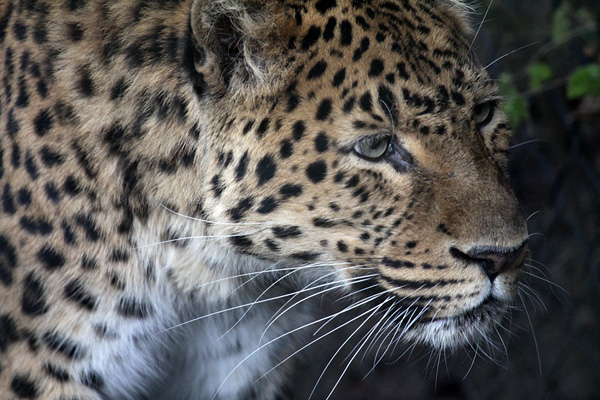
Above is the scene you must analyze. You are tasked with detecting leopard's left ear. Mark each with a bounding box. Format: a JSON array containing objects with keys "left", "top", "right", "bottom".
[{"left": 189, "top": 0, "right": 287, "bottom": 97}]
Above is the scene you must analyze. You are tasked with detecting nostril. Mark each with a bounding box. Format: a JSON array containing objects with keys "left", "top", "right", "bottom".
[{"left": 451, "top": 242, "right": 527, "bottom": 282}]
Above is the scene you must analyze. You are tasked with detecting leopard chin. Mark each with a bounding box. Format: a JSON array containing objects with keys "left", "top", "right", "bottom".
[{"left": 405, "top": 296, "right": 511, "bottom": 350}]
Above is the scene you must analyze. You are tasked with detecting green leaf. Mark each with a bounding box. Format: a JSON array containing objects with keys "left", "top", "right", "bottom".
[
  {"left": 498, "top": 73, "right": 530, "bottom": 128},
  {"left": 552, "top": 4, "right": 571, "bottom": 44},
  {"left": 567, "top": 64, "right": 600, "bottom": 99},
  {"left": 527, "top": 63, "right": 553, "bottom": 91}
]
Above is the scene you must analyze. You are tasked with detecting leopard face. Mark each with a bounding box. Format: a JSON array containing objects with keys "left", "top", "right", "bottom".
[{"left": 187, "top": 0, "right": 528, "bottom": 349}]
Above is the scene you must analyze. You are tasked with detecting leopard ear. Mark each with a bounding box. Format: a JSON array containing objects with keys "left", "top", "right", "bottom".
[{"left": 189, "top": 0, "right": 280, "bottom": 97}]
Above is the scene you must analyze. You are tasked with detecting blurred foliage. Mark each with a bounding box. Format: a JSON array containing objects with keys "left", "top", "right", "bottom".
[
  {"left": 567, "top": 64, "right": 600, "bottom": 98},
  {"left": 497, "top": 0, "right": 599, "bottom": 128}
]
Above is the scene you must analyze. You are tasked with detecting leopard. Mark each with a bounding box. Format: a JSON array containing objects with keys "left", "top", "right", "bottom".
[{"left": 0, "top": 0, "right": 529, "bottom": 399}]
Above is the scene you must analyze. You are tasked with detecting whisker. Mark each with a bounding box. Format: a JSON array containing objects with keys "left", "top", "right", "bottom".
[
  {"left": 468, "top": 0, "right": 494, "bottom": 53},
  {"left": 518, "top": 292, "right": 542, "bottom": 374},
  {"left": 160, "top": 204, "right": 268, "bottom": 226},
  {"left": 484, "top": 41, "right": 539, "bottom": 70},
  {"left": 254, "top": 295, "right": 390, "bottom": 391},
  {"left": 509, "top": 139, "right": 545, "bottom": 150},
  {"left": 135, "top": 229, "right": 263, "bottom": 249},
  {"left": 310, "top": 299, "right": 392, "bottom": 400},
  {"left": 259, "top": 272, "right": 379, "bottom": 343}
]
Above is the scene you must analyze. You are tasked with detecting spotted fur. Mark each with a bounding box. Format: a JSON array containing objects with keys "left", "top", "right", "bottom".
[{"left": 0, "top": 0, "right": 527, "bottom": 399}]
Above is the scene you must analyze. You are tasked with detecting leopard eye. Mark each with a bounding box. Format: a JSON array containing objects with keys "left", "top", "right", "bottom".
[
  {"left": 474, "top": 101, "right": 496, "bottom": 129},
  {"left": 353, "top": 136, "right": 392, "bottom": 160}
]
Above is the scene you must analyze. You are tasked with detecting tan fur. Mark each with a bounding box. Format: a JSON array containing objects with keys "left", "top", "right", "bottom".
[{"left": 0, "top": 0, "right": 527, "bottom": 398}]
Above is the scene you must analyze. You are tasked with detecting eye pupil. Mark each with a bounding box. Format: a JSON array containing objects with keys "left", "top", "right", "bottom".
[
  {"left": 474, "top": 101, "right": 495, "bottom": 128},
  {"left": 354, "top": 136, "right": 391, "bottom": 160}
]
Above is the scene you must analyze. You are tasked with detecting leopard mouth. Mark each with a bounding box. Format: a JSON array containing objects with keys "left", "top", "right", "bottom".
[{"left": 404, "top": 294, "right": 510, "bottom": 350}]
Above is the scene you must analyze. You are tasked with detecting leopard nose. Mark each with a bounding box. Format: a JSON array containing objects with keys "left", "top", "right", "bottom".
[{"left": 451, "top": 242, "right": 527, "bottom": 282}]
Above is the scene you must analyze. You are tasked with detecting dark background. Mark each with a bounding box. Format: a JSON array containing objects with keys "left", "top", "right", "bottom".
[{"left": 290, "top": 1, "right": 600, "bottom": 399}]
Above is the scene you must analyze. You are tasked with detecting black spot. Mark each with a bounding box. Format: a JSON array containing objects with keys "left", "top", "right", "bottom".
[
  {"left": 61, "top": 221, "right": 76, "bottom": 245},
  {"left": 307, "top": 60, "right": 327, "bottom": 80},
  {"left": 314, "top": 132, "right": 329, "bottom": 152},
  {"left": 256, "top": 156, "right": 277, "bottom": 186},
  {"left": 358, "top": 92, "right": 373, "bottom": 112},
  {"left": 378, "top": 84, "right": 398, "bottom": 121},
  {"left": 40, "top": 146, "right": 64, "bottom": 167},
  {"left": 0, "top": 314, "right": 18, "bottom": 353},
  {"left": 396, "top": 62, "right": 409, "bottom": 80},
  {"left": 339, "top": 20, "right": 352, "bottom": 46},
  {"left": 16, "top": 76, "right": 29, "bottom": 107},
  {"left": 332, "top": 68, "right": 346, "bottom": 87},
  {"left": 2, "top": 183, "right": 15, "bottom": 214},
  {"left": 68, "top": 22, "right": 84, "bottom": 41},
  {"left": 257, "top": 196, "right": 278, "bottom": 214},
  {"left": 337, "top": 241, "right": 348, "bottom": 252},
  {"left": 315, "top": 98, "right": 332, "bottom": 121},
  {"left": 346, "top": 174, "right": 360, "bottom": 188},
  {"left": 315, "top": 0, "right": 337, "bottom": 14},
  {"left": 313, "top": 217, "right": 337, "bottom": 228},
  {"left": 451, "top": 91, "right": 465, "bottom": 106},
  {"left": 81, "top": 370, "right": 105, "bottom": 391},
  {"left": 306, "top": 160, "right": 327, "bottom": 183},
  {"left": 64, "top": 279, "right": 97, "bottom": 310},
  {"left": 0, "top": 235, "right": 18, "bottom": 285},
  {"left": 342, "top": 96, "right": 356, "bottom": 113},
  {"left": 229, "top": 197, "right": 254, "bottom": 221},
  {"left": 109, "top": 248, "right": 129, "bottom": 262},
  {"left": 20, "top": 216, "right": 53, "bottom": 236},
  {"left": 43, "top": 331, "right": 84, "bottom": 359},
  {"left": 44, "top": 363, "right": 70, "bottom": 382},
  {"left": 382, "top": 258, "right": 415, "bottom": 269},
  {"left": 360, "top": 232, "right": 371, "bottom": 241},
  {"left": 355, "top": 15, "right": 370, "bottom": 30},
  {"left": 110, "top": 78, "right": 129, "bottom": 100},
  {"left": 11, "top": 143, "right": 21, "bottom": 168},
  {"left": 37, "top": 246, "right": 65, "bottom": 270},
  {"left": 286, "top": 91, "right": 300, "bottom": 112},
  {"left": 265, "top": 238, "right": 281, "bottom": 252},
  {"left": 292, "top": 120, "right": 306, "bottom": 141},
  {"left": 323, "top": 17, "right": 336, "bottom": 41},
  {"left": 301, "top": 26, "right": 321, "bottom": 50},
  {"left": 291, "top": 252, "right": 320, "bottom": 261},
  {"left": 33, "top": 109, "right": 53, "bottom": 136},
  {"left": 117, "top": 297, "right": 153, "bottom": 318},
  {"left": 81, "top": 255, "right": 98, "bottom": 270},
  {"left": 242, "top": 120, "right": 254, "bottom": 135},
  {"left": 280, "top": 184, "right": 303, "bottom": 198},
  {"left": 17, "top": 188, "right": 31, "bottom": 206},
  {"left": 43, "top": 183, "right": 60, "bottom": 204},
  {"left": 352, "top": 37, "right": 370, "bottom": 61},
  {"left": 256, "top": 118, "right": 270, "bottom": 138},
  {"left": 77, "top": 67, "right": 94, "bottom": 97},
  {"left": 230, "top": 235, "right": 253, "bottom": 248},
  {"left": 6, "top": 111, "right": 19, "bottom": 137},
  {"left": 235, "top": 151, "right": 249, "bottom": 181},
  {"left": 280, "top": 140, "right": 293, "bottom": 158},
  {"left": 272, "top": 226, "right": 302, "bottom": 238},
  {"left": 368, "top": 59, "right": 384, "bottom": 77},
  {"left": 10, "top": 375, "right": 37, "bottom": 399},
  {"left": 13, "top": 21, "right": 27, "bottom": 41},
  {"left": 63, "top": 175, "right": 81, "bottom": 196},
  {"left": 211, "top": 174, "right": 224, "bottom": 197},
  {"left": 22, "top": 272, "right": 49, "bottom": 316}
]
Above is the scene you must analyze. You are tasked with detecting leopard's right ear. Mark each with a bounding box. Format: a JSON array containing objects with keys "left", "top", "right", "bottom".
[{"left": 188, "top": 0, "right": 286, "bottom": 98}]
